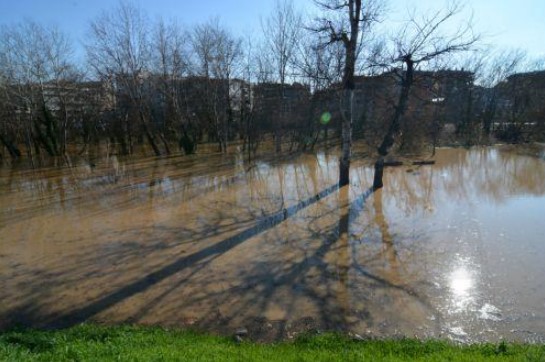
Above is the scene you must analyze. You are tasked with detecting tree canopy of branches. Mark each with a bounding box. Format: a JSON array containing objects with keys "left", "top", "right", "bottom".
[
  {"left": 86, "top": 1, "right": 162, "bottom": 155},
  {"left": 261, "top": 0, "right": 302, "bottom": 153},
  {"left": 191, "top": 18, "right": 243, "bottom": 152},
  {"left": 0, "top": 20, "right": 78, "bottom": 159},
  {"left": 370, "top": 0, "right": 479, "bottom": 189},
  {"left": 3, "top": 0, "right": 545, "bottom": 169}
]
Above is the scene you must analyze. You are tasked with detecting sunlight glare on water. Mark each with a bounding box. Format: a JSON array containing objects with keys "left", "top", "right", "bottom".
[{"left": 448, "top": 261, "right": 475, "bottom": 312}]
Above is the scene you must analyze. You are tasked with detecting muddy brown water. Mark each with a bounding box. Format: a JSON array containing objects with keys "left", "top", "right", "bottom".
[{"left": 1, "top": 146, "right": 545, "bottom": 342}]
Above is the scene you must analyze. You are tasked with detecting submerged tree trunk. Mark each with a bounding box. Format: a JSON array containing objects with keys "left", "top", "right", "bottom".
[
  {"left": 373, "top": 58, "right": 414, "bottom": 190},
  {"left": 337, "top": 0, "right": 361, "bottom": 188},
  {"left": 339, "top": 89, "right": 353, "bottom": 187},
  {"left": 372, "top": 157, "right": 385, "bottom": 189}
]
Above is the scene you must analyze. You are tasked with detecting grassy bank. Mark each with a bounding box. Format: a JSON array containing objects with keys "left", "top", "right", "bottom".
[{"left": 1, "top": 325, "right": 545, "bottom": 361}]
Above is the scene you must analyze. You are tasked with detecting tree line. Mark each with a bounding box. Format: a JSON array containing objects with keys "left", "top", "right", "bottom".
[{"left": 0, "top": 0, "right": 544, "bottom": 185}]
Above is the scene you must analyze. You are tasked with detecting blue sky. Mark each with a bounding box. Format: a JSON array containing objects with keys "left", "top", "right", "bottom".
[{"left": 0, "top": 0, "right": 543, "bottom": 61}]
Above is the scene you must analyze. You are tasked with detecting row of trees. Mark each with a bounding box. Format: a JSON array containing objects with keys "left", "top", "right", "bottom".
[
  {"left": 0, "top": 7, "right": 251, "bottom": 160},
  {"left": 0, "top": 1, "right": 347, "bottom": 162},
  {"left": 0, "top": 0, "right": 544, "bottom": 185}
]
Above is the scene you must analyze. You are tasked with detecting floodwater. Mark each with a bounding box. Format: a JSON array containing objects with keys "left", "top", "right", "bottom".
[{"left": 1, "top": 146, "right": 545, "bottom": 342}]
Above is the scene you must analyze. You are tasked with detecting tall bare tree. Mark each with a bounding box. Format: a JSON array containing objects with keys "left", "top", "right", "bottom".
[
  {"left": 151, "top": 18, "right": 191, "bottom": 154},
  {"left": 313, "top": 0, "right": 383, "bottom": 187},
  {"left": 292, "top": 36, "right": 345, "bottom": 149},
  {"left": 191, "top": 19, "right": 242, "bottom": 153},
  {"left": 210, "top": 23, "right": 243, "bottom": 153},
  {"left": 239, "top": 35, "right": 261, "bottom": 160},
  {"left": 86, "top": 1, "right": 163, "bottom": 156},
  {"left": 0, "top": 20, "right": 78, "bottom": 159},
  {"left": 371, "top": 1, "right": 478, "bottom": 189},
  {"left": 262, "top": 0, "right": 302, "bottom": 153}
]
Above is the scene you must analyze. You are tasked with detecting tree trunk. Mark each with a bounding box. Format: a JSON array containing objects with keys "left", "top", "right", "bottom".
[
  {"left": 337, "top": 0, "right": 360, "bottom": 187},
  {"left": 373, "top": 59, "right": 414, "bottom": 189},
  {"left": 275, "top": 129, "right": 282, "bottom": 153},
  {"left": 372, "top": 157, "right": 384, "bottom": 189},
  {"left": 339, "top": 89, "right": 353, "bottom": 187},
  {"left": 25, "top": 113, "right": 34, "bottom": 160},
  {"left": 41, "top": 104, "right": 60, "bottom": 156}
]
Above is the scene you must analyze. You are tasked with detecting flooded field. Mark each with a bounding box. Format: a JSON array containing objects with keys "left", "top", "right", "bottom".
[{"left": 1, "top": 146, "right": 545, "bottom": 342}]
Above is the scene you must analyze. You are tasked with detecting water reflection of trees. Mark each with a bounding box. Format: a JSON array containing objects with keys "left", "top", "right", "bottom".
[
  {"left": 379, "top": 148, "right": 545, "bottom": 217},
  {"left": 436, "top": 148, "right": 545, "bottom": 202},
  {"left": 1, "top": 150, "right": 441, "bottom": 339},
  {"left": 2, "top": 147, "right": 543, "bottom": 338},
  {"left": 0, "top": 152, "right": 259, "bottom": 225}
]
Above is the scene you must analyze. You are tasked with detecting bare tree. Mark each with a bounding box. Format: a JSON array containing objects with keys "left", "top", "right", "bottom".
[
  {"left": 262, "top": 0, "right": 302, "bottom": 153},
  {"left": 0, "top": 68, "right": 22, "bottom": 160},
  {"left": 254, "top": 42, "right": 275, "bottom": 84},
  {"left": 291, "top": 36, "right": 344, "bottom": 149},
  {"left": 371, "top": 1, "right": 478, "bottom": 189},
  {"left": 472, "top": 48, "right": 527, "bottom": 139},
  {"left": 238, "top": 35, "right": 261, "bottom": 161},
  {"left": 496, "top": 58, "right": 545, "bottom": 143},
  {"left": 313, "top": 0, "right": 383, "bottom": 187},
  {"left": 86, "top": 1, "right": 164, "bottom": 156},
  {"left": 191, "top": 18, "right": 243, "bottom": 153},
  {"left": 0, "top": 20, "right": 78, "bottom": 159},
  {"left": 151, "top": 18, "right": 192, "bottom": 154},
  {"left": 211, "top": 24, "right": 243, "bottom": 153},
  {"left": 43, "top": 29, "right": 80, "bottom": 155},
  {"left": 296, "top": 36, "right": 344, "bottom": 92}
]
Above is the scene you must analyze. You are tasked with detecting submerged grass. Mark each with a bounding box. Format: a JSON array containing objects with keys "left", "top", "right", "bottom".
[{"left": 1, "top": 324, "right": 545, "bottom": 361}]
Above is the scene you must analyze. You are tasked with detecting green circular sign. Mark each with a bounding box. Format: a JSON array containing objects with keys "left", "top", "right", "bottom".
[{"left": 320, "top": 112, "right": 331, "bottom": 125}]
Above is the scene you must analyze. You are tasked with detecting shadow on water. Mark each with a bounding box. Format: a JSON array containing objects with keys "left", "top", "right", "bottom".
[
  {"left": 2, "top": 176, "right": 436, "bottom": 340},
  {"left": 3, "top": 146, "right": 545, "bottom": 341},
  {"left": 51, "top": 183, "right": 343, "bottom": 328}
]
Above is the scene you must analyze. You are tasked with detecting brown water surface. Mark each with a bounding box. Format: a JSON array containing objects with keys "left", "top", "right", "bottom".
[{"left": 1, "top": 147, "right": 545, "bottom": 342}]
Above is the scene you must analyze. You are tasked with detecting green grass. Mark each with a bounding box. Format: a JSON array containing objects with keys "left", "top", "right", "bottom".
[{"left": 1, "top": 324, "right": 545, "bottom": 361}]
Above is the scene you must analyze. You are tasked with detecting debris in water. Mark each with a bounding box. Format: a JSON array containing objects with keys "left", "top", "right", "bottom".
[{"left": 479, "top": 303, "right": 502, "bottom": 321}]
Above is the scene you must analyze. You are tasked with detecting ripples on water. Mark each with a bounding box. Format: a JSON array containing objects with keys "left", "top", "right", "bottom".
[{"left": 1, "top": 146, "right": 545, "bottom": 342}]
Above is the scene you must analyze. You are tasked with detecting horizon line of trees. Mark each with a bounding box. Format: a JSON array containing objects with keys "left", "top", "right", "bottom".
[{"left": 1, "top": 0, "right": 544, "bottom": 169}]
